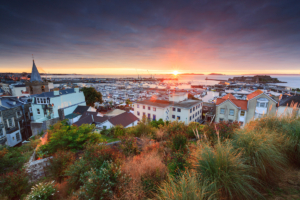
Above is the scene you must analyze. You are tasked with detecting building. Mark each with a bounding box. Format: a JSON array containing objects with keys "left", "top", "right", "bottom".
[
  {"left": 0, "top": 97, "right": 32, "bottom": 147},
  {"left": 30, "top": 87, "right": 86, "bottom": 135},
  {"left": 277, "top": 95, "right": 300, "bottom": 117},
  {"left": 134, "top": 93, "right": 202, "bottom": 124},
  {"left": 215, "top": 90, "right": 277, "bottom": 126},
  {"left": 25, "top": 60, "right": 53, "bottom": 95},
  {"left": 202, "top": 102, "right": 216, "bottom": 123},
  {"left": 74, "top": 111, "right": 139, "bottom": 129},
  {"left": 10, "top": 84, "right": 27, "bottom": 96}
]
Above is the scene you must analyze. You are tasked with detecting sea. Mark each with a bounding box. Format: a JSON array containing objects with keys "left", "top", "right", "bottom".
[{"left": 42, "top": 74, "right": 300, "bottom": 88}]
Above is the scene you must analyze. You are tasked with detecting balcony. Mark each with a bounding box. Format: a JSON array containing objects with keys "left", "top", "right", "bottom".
[{"left": 6, "top": 126, "right": 18, "bottom": 134}]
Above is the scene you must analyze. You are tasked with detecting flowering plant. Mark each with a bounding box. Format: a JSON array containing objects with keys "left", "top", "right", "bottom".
[{"left": 25, "top": 181, "right": 57, "bottom": 200}]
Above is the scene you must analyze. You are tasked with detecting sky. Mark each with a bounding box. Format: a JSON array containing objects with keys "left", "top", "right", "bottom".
[{"left": 1, "top": 0, "right": 300, "bottom": 75}]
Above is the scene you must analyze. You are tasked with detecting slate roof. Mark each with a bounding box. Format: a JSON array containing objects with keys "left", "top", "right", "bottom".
[
  {"left": 108, "top": 112, "right": 139, "bottom": 127},
  {"left": 279, "top": 96, "right": 300, "bottom": 107},
  {"left": 35, "top": 89, "right": 75, "bottom": 98},
  {"left": 0, "top": 97, "right": 23, "bottom": 108},
  {"left": 30, "top": 60, "right": 43, "bottom": 82},
  {"left": 73, "top": 111, "right": 110, "bottom": 126},
  {"left": 73, "top": 106, "right": 90, "bottom": 115}
]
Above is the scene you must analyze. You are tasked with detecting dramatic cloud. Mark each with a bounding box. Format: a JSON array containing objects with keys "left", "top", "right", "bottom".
[{"left": 0, "top": 0, "right": 300, "bottom": 74}]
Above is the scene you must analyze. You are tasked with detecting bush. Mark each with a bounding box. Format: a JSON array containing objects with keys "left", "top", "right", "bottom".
[
  {"left": 167, "top": 151, "right": 190, "bottom": 176},
  {"left": 150, "top": 118, "right": 165, "bottom": 128},
  {"left": 232, "top": 128, "right": 287, "bottom": 184},
  {"left": 48, "top": 150, "right": 76, "bottom": 183},
  {"left": 119, "top": 137, "right": 140, "bottom": 156},
  {"left": 126, "top": 117, "right": 156, "bottom": 138},
  {"left": 113, "top": 125, "right": 126, "bottom": 138},
  {"left": 0, "top": 169, "right": 30, "bottom": 199},
  {"left": 78, "top": 161, "right": 130, "bottom": 200},
  {"left": 171, "top": 134, "right": 187, "bottom": 151},
  {"left": 187, "top": 122, "right": 203, "bottom": 138},
  {"left": 26, "top": 181, "right": 57, "bottom": 200},
  {"left": 162, "top": 121, "right": 187, "bottom": 137},
  {"left": 65, "top": 158, "right": 90, "bottom": 191},
  {"left": 193, "top": 142, "right": 262, "bottom": 199},
  {"left": 156, "top": 171, "right": 211, "bottom": 200},
  {"left": 39, "top": 120, "right": 103, "bottom": 155}
]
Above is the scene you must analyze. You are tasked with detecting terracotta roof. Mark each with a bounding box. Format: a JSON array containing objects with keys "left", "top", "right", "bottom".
[
  {"left": 247, "top": 90, "right": 263, "bottom": 100},
  {"left": 216, "top": 98, "right": 248, "bottom": 110},
  {"left": 108, "top": 112, "right": 139, "bottom": 127},
  {"left": 222, "top": 93, "right": 236, "bottom": 100}
]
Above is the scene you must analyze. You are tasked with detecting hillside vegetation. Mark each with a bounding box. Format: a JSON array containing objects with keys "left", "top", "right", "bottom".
[{"left": 1, "top": 114, "right": 300, "bottom": 200}]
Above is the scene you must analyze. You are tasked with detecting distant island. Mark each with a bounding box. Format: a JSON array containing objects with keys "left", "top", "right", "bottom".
[
  {"left": 180, "top": 73, "right": 204, "bottom": 75},
  {"left": 208, "top": 73, "right": 223, "bottom": 75}
]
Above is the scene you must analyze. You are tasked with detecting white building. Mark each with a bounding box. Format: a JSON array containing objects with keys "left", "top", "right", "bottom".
[
  {"left": 134, "top": 93, "right": 203, "bottom": 124},
  {"left": 30, "top": 88, "right": 86, "bottom": 135},
  {"left": 10, "top": 84, "right": 27, "bottom": 96}
]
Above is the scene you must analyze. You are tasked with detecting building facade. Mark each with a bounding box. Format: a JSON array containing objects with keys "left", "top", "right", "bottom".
[{"left": 134, "top": 93, "right": 202, "bottom": 124}]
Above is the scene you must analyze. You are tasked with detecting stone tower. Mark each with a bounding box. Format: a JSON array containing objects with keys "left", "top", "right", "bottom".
[{"left": 25, "top": 60, "right": 50, "bottom": 95}]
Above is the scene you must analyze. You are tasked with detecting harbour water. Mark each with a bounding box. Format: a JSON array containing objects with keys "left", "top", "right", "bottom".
[{"left": 44, "top": 74, "right": 300, "bottom": 88}]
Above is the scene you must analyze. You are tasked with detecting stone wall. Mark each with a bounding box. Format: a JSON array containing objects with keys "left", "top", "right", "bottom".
[
  {"left": 31, "top": 117, "right": 60, "bottom": 136},
  {"left": 25, "top": 81, "right": 50, "bottom": 95}
]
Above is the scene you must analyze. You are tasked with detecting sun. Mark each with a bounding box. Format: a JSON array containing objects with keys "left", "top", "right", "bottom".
[{"left": 173, "top": 71, "right": 178, "bottom": 76}]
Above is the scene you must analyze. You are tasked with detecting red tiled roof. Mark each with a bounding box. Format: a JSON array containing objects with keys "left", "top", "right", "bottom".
[
  {"left": 222, "top": 93, "right": 236, "bottom": 100},
  {"left": 216, "top": 98, "right": 248, "bottom": 110},
  {"left": 247, "top": 90, "right": 263, "bottom": 100}
]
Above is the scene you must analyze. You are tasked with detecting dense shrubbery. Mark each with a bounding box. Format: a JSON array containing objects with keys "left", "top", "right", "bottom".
[{"left": 25, "top": 181, "right": 57, "bottom": 200}]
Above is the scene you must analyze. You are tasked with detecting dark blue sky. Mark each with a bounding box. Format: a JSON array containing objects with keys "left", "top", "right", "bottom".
[{"left": 1, "top": 0, "right": 300, "bottom": 74}]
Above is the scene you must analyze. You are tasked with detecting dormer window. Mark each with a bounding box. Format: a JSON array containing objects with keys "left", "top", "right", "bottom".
[{"left": 256, "top": 98, "right": 269, "bottom": 108}]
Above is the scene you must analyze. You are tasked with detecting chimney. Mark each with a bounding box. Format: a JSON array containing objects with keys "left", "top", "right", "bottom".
[{"left": 53, "top": 88, "right": 59, "bottom": 96}]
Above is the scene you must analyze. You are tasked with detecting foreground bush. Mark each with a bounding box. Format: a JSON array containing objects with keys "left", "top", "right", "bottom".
[
  {"left": 232, "top": 128, "right": 287, "bottom": 184},
  {"left": 48, "top": 150, "right": 76, "bottom": 183},
  {"left": 119, "top": 137, "right": 140, "bottom": 156},
  {"left": 171, "top": 134, "right": 187, "bottom": 151},
  {"left": 193, "top": 142, "right": 261, "bottom": 199},
  {"left": 126, "top": 117, "right": 156, "bottom": 138},
  {"left": 0, "top": 169, "right": 30, "bottom": 199},
  {"left": 167, "top": 151, "right": 190, "bottom": 176},
  {"left": 25, "top": 181, "right": 57, "bottom": 200},
  {"left": 156, "top": 171, "right": 211, "bottom": 200},
  {"left": 78, "top": 161, "right": 129, "bottom": 200}
]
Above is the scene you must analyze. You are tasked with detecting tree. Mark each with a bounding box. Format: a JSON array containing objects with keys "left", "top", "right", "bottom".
[
  {"left": 125, "top": 98, "right": 131, "bottom": 105},
  {"left": 80, "top": 87, "right": 103, "bottom": 107}
]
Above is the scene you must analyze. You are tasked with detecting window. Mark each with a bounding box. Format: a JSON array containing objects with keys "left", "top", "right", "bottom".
[
  {"left": 177, "top": 108, "right": 181, "bottom": 112},
  {"left": 37, "top": 109, "right": 40, "bottom": 115},
  {"left": 7, "top": 118, "right": 14, "bottom": 127},
  {"left": 137, "top": 104, "right": 139, "bottom": 108},
  {"left": 137, "top": 111, "right": 140, "bottom": 116},
  {"left": 143, "top": 106, "right": 145, "bottom": 109},
  {"left": 193, "top": 107, "right": 195, "bottom": 111},
  {"left": 240, "top": 111, "right": 245, "bottom": 116},
  {"left": 0, "top": 128, "right": 3, "bottom": 137},
  {"left": 259, "top": 103, "right": 265, "bottom": 107},
  {"left": 190, "top": 109, "right": 192, "bottom": 113},
  {"left": 190, "top": 116, "right": 192, "bottom": 121},
  {"left": 172, "top": 107, "right": 176, "bottom": 111},
  {"left": 153, "top": 114, "right": 156, "bottom": 121},
  {"left": 37, "top": 98, "right": 40, "bottom": 103},
  {"left": 220, "top": 108, "right": 225, "bottom": 114},
  {"left": 17, "top": 111, "right": 22, "bottom": 117},
  {"left": 195, "top": 112, "right": 197, "bottom": 116},
  {"left": 172, "top": 115, "right": 175, "bottom": 119},
  {"left": 198, "top": 111, "right": 200, "bottom": 114},
  {"left": 177, "top": 116, "right": 181, "bottom": 120},
  {"left": 220, "top": 118, "right": 224, "bottom": 122},
  {"left": 229, "top": 120, "right": 233, "bottom": 123},
  {"left": 148, "top": 113, "right": 151, "bottom": 119},
  {"left": 153, "top": 107, "right": 156, "bottom": 111},
  {"left": 193, "top": 114, "right": 194, "bottom": 118},
  {"left": 229, "top": 109, "right": 234, "bottom": 116},
  {"left": 16, "top": 132, "right": 21, "bottom": 141},
  {"left": 148, "top": 106, "right": 151, "bottom": 110}
]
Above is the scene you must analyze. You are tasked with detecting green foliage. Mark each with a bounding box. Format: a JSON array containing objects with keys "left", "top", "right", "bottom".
[
  {"left": 112, "top": 125, "right": 126, "bottom": 138},
  {"left": 78, "top": 161, "right": 130, "bottom": 200},
  {"left": 80, "top": 87, "right": 103, "bottom": 106},
  {"left": 150, "top": 118, "right": 165, "bottom": 128},
  {"left": 162, "top": 121, "right": 187, "bottom": 137},
  {"left": 141, "top": 168, "right": 166, "bottom": 198},
  {"left": 25, "top": 181, "right": 57, "bottom": 200},
  {"left": 38, "top": 120, "right": 104, "bottom": 155},
  {"left": 187, "top": 122, "right": 203, "bottom": 138},
  {"left": 232, "top": 128, "right": 287, "bottom": 184},
  {"left": 48, "top": 150, "right": 76, "bottom": 183},
  {"left": 0, "top": 169, "right": 31, "bottom": 199},
  {"left": 65, "top": 158, "right": 90, "bottom": 191},
  {"left": 126, "top": 117, "right": 156, "bottom": 138},
  {"left": 194, "top": 142, "right": 262, "bottom": 199},
  {"left": 119, "top": 137, "right": 140, "bottom": 156},
  {"left": 156, "top": 171, "right": 211, "bottom": 200},
  {"left": 171, "top": 134, "right": 187, "bottom": 151},
  {"left": 167, "top": 151, "right": 190, "bottom": 176}
]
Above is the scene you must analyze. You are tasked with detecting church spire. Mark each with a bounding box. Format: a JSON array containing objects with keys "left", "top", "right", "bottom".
[{"left": 30, "top": 59, "right": 43, "bottom": 82}]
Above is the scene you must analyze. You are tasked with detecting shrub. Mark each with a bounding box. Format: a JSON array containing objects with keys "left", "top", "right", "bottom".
[
  {"left": 171, "top": 134, "right": 187, "bottom": 151},
  {"left": 0, "top": 169, "right": 30, "bottom": 199},
  {"left": 65, "top": 158, "right": 90, "bottom": 191},
  {"left": 109, "top": 125, "right": 126, "bottom": 138},
  {"left": 187, "top": 122, "right": 203, "bottom": 138},
  {"left": 122, "top": 151, "right": 167, "bottom": 199},
  {"left": 156, "top": 171, "right": 212, "bottom": 200},
  {"left": 126, "top": 117, "right": 156, "bottom": 138},
  {"left": 39, "top": 120, "right": 103, "bottom": 155},
  {"left": 167, "top": 151, "right": 190, "bottom": 176},
  {"left": 78, "top": 161, "right": 129, "bottom": 200},
  {"left": 150, "top": 118, "right": 165, "bottom": 128},
  {"left": 48, "top": 150, "right": 76, "bottom": 183},
  {"left": 193, "top": 142, "right": 262, "bottom": 199},
  {"left": 119, "top": 137, "right": 140, "bottom": 156},
  {"left": 162, "top": 121, "right": 187, "bottom": 137},
  {"left": 26, "top": 181, "right": 57, "bottom": 200},
  {"left": 232, "top": 129, "right": 287, "bottom": 184}
]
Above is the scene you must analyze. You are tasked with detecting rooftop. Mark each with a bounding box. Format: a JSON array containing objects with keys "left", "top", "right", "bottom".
[
  {"left": 34, "top": 88, "right": 76, "bottom": 98},
  {"left": 136, "top": 99, "right": 201, "bottom": 108},
  {"left": 30, "top": 60, "right": 43, "bottom": 82},
  {"left": 279, "top": 95, "right": 300, "bottom": 107}
]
